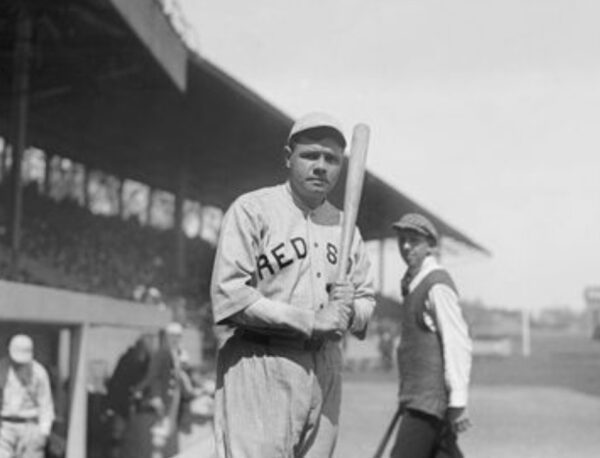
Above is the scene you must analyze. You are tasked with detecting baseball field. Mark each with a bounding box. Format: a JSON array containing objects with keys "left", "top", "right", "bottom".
[
  {"left": 337, "top": 329, "right": 600, "bottom": 458},
  {"left": 179, "top": 329, "right": 600, "bottom": 457}
]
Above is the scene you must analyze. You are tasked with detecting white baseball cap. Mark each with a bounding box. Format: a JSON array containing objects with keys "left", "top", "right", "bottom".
[
  {"left": 287, "top": 112, "right": 347, "bottom": 148},
  {"left": 165, "top": 322, "right": 183, "bottom": 335},
  {"left": 8, "top": 334, "right": 34, "bottom": 364}
]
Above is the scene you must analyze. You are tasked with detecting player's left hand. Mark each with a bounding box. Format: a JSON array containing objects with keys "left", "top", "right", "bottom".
[
  {"left": 328, "top": 281, "right": 355, "bottom": 327},
  {"left": 447, "top": 407, "right": 472, "bottom": 434}
]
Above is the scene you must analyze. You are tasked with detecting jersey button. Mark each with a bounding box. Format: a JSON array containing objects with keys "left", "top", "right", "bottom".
[
  {"left": 319, "top": 303, "right": 324, "bottom": 309},
  {"left": 316, "top": 272, "right": 321, "bottom": 278},
  {"left": 314, "top": 243, "right": 319, "bottom": 248}
]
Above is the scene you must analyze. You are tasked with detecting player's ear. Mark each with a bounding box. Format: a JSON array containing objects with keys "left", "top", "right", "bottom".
[{"left": 284, "top": 145, "right": 293, "bottom": 168}]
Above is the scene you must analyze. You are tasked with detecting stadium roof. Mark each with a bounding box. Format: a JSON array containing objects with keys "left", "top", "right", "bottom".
[{"left": 0, "top": 0, "right": 488, "bottom": 252}]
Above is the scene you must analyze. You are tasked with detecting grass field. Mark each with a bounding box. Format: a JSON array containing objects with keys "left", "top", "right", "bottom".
[{"left": 179, "top": 330, "right": 600, "bottom": 457}]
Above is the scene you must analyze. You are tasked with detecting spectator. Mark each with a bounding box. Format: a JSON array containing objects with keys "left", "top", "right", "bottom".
[
  {"left": 105, "top": 335, "right": 154, "bottom": 458},
  {"left": 390, "top": 214, "right": 472, "bottom": 458},
  {"left": 121, "top": 324, "right": 194, "bottom": 458},
  {"left": 0, "top": 334, "right": 55, "bottom": 458}
]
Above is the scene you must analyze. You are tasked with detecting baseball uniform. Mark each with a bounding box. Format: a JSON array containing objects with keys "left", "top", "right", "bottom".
[{"left": 211, "top": 182, "right": 375, "bottom": 458}]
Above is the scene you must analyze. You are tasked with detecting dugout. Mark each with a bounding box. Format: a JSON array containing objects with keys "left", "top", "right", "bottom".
[{"left": 0, "top": 278, "right": 172, "bottom": 457}]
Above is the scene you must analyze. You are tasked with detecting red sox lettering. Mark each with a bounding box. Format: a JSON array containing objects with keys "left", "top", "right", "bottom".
[{"left": 255, "top": 237, "right": 339, "bottom": 280}]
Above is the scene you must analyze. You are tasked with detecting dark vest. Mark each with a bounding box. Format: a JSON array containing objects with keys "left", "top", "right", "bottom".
[{"left": 397, "top": 269, "right": 458, "bottom": 419}]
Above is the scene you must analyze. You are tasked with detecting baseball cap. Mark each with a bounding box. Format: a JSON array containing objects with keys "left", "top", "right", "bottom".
[
  {"left": 165, "top": 322, "right": 183, "bottom": 335},
  {"left": 287, "top": 112, "right": 347, "bottom": 148},
  {"left": 8, "top": 334, "right": 34, "bottom": 364},
  {"left": 392, "top": 213, "right": 439, "bottom": 245}
]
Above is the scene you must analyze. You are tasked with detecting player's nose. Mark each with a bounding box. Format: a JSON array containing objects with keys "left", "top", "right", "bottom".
[{"left": 313, "top": 155, "right": 328, "bottom": 172}]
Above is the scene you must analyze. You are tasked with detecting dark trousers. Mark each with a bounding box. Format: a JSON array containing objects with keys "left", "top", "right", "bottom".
[{"left": 390, "top": 409, "right": 463, "bottom": 458}]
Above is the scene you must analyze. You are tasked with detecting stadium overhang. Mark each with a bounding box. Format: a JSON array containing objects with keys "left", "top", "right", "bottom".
[{"left": 0, "top": 0, "right": 488, "bottom": 253}]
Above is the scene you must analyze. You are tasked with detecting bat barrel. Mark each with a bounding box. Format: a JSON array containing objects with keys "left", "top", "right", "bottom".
[{"left": 337, "top": 123, "right": 370, "bottom": 281}]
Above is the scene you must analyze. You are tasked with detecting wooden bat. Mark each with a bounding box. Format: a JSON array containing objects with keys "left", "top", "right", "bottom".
[{"left": 336, "top": 123, "right": 370, "bottom": 281}]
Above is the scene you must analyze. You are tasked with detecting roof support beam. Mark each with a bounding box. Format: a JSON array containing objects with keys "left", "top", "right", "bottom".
[
  {"left": 108, "top": 0, "right": 187, "bottom": 91},
  {"left": 7, "top": 5, "right": 32, "bottom": 274}
]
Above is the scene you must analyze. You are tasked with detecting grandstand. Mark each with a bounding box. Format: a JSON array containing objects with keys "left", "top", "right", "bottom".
[{"left": 0, "top": 1, "right": 487, "bottom": 456}]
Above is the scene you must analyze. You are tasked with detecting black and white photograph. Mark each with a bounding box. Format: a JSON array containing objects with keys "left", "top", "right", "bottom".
[{"left": 1, "top": 1, "right": 599, "bottom": 457}]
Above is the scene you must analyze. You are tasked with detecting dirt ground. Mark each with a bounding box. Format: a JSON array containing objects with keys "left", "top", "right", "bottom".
[
  {"left": 177, "top": 330, "right": 600, "bottom": 457},
  {"left": 337, "top": 382, "right": 600, "bottom": 458}
]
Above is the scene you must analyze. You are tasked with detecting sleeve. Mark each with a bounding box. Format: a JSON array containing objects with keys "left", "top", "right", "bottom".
[
  {"left": 210, "top": 197, "right": 266, "bottom": 324},
  {"left": 348, "top": 228, "right": 376, "bottom": 339},
  {"left": 210, "top": 196, "right": 316, "bottom": 337},
  {"left": 231, "top": 298, "right": 316, "bottom": 338},
  {"left": 428, "top": 283, "right": 472, "bottom": 408},
  {"left": 35, "top": 363, "right": 55, "bottom": 436}
]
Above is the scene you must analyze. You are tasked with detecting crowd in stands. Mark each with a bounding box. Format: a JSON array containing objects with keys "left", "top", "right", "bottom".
[{"left": 0, "top": 183, "right": 216, "bottom": 317}]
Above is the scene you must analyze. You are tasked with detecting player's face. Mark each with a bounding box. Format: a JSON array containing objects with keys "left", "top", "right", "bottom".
[
  {"left": 397, "top": 230, "right": 432, "bottom": 271},
  {"left": 166, "top": 332, "right": 182, "bottom": 350},
  {"left": 286, "top": 137, "right": 344, "bottom": 208}
]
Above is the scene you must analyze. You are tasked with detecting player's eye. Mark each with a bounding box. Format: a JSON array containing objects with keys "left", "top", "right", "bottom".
[
  {"left": 325, "top": 154, "right": 341, "bottom": 165},
  {"left": 299, "top": 152, "right": 320, "bottom": 160}
]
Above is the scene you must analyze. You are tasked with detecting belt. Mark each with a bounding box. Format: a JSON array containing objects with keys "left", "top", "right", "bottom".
[
  {"left": 0, "top": 416, "right": 38, "bottom": 424},
  {"left": 239, "top": 330, "right": 325, "bottom": 352}
]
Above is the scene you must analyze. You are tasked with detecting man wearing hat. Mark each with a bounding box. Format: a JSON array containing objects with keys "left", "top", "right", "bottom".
[
  {"left": 0, "top": 334, "right": 55, "bottom": 458},
  {"left": 210, "top": 112, "right": 375, "bottom": 457},
  {"left": 390, "top": 214, "right": 472, "bottom": 458}
]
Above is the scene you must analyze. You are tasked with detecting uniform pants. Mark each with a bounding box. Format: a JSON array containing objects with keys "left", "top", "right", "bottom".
[
  {"left": 214, "top": 335, "right": 342, "bottom": 458},
  {"left": 0, "top": 422, "right": 45, "bottom": 458},
  {"left": 390, "top": 409, "right": 463, "bottom": 458}
]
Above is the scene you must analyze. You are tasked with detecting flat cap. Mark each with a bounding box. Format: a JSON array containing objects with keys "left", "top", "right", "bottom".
[
  {"left": 392, "top": 213, "right": 439, "bottom": 245},
  {"left": 288, "top": 112, "right": 346, "bottom": 148},
  {"left": 8, "top": 334, "right": 34, "bottom": 364}
]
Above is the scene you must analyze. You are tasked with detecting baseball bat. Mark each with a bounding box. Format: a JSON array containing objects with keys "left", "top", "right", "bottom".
[
  {"left": 336, "top": 123, "right": 370, "bottom": 282},
  {"left": 371, "top": 406, "right": 402, "bottom": 458}
]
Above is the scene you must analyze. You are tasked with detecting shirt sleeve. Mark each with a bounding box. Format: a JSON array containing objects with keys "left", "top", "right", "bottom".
[
  {"left": 34, "top": 363, "right": 55, "bottom": 436},
  {"left": 211, "top": 196, "right": 317, "bottom": 337},
  {"left": 428, "top": 284, "right": 472, "bottom": 408},
  {"left": 210, "top": 197, "right": 265, "bottom": 324},
  {"left": 348, "top": 228, "right": 376, "bottom": 339},
  {"left": 230, "top": 298, "right": 316, "bottom": 338}
]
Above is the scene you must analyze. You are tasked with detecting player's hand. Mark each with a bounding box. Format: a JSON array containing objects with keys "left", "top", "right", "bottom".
[
  {"left": 149, "top": 396, "right": 165, "bottom": 416},
  {"left": 329, "top": 281, "right": 355, "bottom": 330},
  {"left": 313, "top": 282, "right": 355, "bottom": 338},
  {"left": 32, "top": 428, "right": 48, "bottom": 449},
  {"left": 312, "top": 304, "right": 348, "bottom": 337},
  {"left": 447, "top": 407, "right": 472, "bottom": 434}
]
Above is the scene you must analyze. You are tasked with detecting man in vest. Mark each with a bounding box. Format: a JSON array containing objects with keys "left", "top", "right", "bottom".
[
  {"left": 391, "top": 214, "right": 472, "bottom": 458},
  {"left": 0, "top": 334, "right": 55, "bottom": 458}
]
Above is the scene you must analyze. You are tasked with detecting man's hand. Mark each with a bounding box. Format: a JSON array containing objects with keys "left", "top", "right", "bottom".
[
  {"left": 447, "top": 407, "right": 472, "bottom": 434},
  {"left": 30, "top": 427, "right": 48, "bottom": 450},
  {"left": 149, "top": 396, "right": 165, "bottom": 416},
  {"left": 312, "top": 282, "right": 355, "bottom": 338}
]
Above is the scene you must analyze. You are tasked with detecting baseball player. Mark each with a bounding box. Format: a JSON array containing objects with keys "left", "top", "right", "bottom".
[
  {"left": 390, "top": 214, "right": 472, "bottom": 458},
  {"left": 210, "top": 112, "right": 376, "bottom": 458}
]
